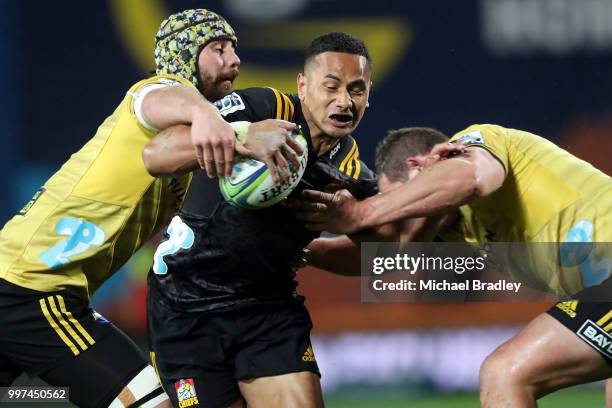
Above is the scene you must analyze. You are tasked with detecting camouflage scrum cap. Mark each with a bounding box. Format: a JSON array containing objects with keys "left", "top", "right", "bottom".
[{"left": 154, "top": 9, "right": 237, "bottom": 88}]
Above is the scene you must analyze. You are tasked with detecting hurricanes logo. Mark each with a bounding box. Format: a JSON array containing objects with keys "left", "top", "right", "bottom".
[
  {"left": 555, "top": 300, "right": 578, "bottom": 318},
  {"left": 153, "top": 216, "right": 195, "bottom": 275},
  {"left": 561, "top": 220, "right": 611, "bottom": 287},
  {"left": 175, "top": 378, "right": 199, "bottom": 408},
  {"left": 39, "top": 217, "right": 105, "bottom": 268},
  {"left": 302, "top": 345, "right": 316, "bottom": 362}
]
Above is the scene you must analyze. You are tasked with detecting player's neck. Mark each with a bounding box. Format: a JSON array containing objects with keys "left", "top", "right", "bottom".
[
  {"left": 311, "top": 133, "right": 340, "bottom": 157},
  {"left": 299, "top": 102, "right": 342, "bottom": 156}
]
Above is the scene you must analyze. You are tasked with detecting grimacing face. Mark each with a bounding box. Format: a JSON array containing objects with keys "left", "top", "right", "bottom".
[
  {"left": 298, "top": 52, "right": 371, "bottom": 139},
  {"left": 197, "top": 40, "right": 240, "bottom": 101}
]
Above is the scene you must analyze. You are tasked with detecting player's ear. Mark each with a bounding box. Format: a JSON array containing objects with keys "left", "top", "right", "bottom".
[
  {"left": 297, "top": 73, "right": 306, "bottom": 102},
  {"left": 405, "top": 156, "right": 423, "bottom": 170}
]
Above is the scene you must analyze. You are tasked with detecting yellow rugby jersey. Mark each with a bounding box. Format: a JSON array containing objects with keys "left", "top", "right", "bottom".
[
  {"left": 0, "top": 75, "right": 193, "bottom": 298},
  {"left": 441, "top": 124, "right": 612, "bottom": 296}
]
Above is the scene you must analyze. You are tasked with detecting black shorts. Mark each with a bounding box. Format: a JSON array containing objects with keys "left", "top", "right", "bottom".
[
  {"left": 547, "top": 281, "right": 612, "bottom": 366},
  {"left": 0, "top": 279, "right": 149, "bottom": 408},
  {"left": 148, "top": 293, "right": 320, "bottom": 408}
]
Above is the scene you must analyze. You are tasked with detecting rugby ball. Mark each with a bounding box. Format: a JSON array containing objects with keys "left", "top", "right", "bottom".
[{"left": 220, "top": 129, "right": 308, "bottom": 209}]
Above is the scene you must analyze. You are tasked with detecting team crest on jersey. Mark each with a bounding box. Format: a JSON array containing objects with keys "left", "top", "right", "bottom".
[
  {"left": 453, "top": 130, "right": 484, "bottom": 145},
  {"left": 215, "top": 92, "right": 245, "bottom": 116},
  {"left": 175, "top": 378, "right": 199, "bottom": 408}
]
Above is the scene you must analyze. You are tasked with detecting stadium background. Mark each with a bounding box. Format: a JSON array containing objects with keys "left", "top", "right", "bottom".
[{"left": 1, "top": 0, "right": 611, "bottom": 406}]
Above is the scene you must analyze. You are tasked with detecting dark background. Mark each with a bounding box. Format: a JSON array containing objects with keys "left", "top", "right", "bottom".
[{"left": 3, "top": 0, "right": 611, "bottom": 219}]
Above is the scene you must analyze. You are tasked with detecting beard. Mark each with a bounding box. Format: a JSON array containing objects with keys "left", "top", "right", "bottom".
[
  {"left": 199, "top": 70, "right": 239, "bottom": 101},
  {"left": 200, "top": 80, "right": 231, "bottom": 101}
]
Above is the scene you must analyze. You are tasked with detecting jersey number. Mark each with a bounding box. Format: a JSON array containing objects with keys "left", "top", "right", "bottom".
[
  {"left": 39, "top": 217, "right": 105, "bottom": 269},
  {"left": 153, "top": 216, "right": 195, "bottom": 275}
]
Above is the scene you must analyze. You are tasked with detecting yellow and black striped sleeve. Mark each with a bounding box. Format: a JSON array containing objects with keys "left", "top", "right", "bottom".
[
  {"left": 334, "top": 136, "right": 378, "bottom": 199},
  {"left": 215, "top": 87, "right": 295, "bottom": 123},
  {"left": 267, "top": 87, "right": 295, "bottom": 122},
  {"left": 338, "top": 138, "right": 362, "bottom": 180}
]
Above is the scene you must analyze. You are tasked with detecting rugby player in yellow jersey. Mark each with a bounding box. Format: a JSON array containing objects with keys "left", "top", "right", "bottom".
[
  {"left": 0, "top": 9, "right": 300, "bottom": 408},
  {"left": 294, "top": 124, "right": 612, "bottom": 406}
]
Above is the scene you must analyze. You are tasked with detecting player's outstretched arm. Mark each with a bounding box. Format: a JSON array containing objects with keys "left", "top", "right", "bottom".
[
  {"left": 397, "top": 215, "right": 449, "bottom": 243},
  {"left": 142, "top": 124, "right": 197, "bottom": 177},
  {"left": 143, "top": 120, "right": 304, "bottom": 182},
  {"left": 140, "top": 84, "right": 237, "bottom": 178},
  {"left": 305, "top": 236, "right": 361, "bottom": 275},
  {"left": 357, "top": 147, "right": 506, "bottom": 225},
  {"left": 304, "top": 224, "right": 399, "bottom": 276},
  {"left": 140, "top": 84, "right": 214, "bottom": 130},
  {"left": 298, "top": 147, "right": 505, "bottom": 234}
]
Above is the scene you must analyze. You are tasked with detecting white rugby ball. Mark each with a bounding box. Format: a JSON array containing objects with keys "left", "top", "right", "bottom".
[{"left": 220, "top": 129, "right": 308, "bottom": 209}]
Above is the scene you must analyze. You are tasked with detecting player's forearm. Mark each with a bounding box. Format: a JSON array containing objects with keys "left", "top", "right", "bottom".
[
  {"left": 141, "top": 85, "right": 219, "bottom": 130},
  {"left": 305, "top": 236, "right": 361, "bottom": 276},
  {"left": 306, "top": 224, "right": 398, "bottom": 276},
  {"left": 142, "top": 125, "right": 198, "bottom": 177},
  {"left": 356, "top": 159, "right": 479, "bottom": 229},
  {"left": 398, "top": 215, "right": 448, "bottom": 243}
]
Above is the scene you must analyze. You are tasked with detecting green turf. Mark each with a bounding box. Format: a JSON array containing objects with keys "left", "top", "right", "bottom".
[{"left": 326, "top": 387, "right": 605, "bottom": 408}]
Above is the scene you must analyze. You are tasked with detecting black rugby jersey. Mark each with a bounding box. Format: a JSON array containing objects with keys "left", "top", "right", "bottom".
[{"left": 148, "top": 87, "right": 377, "bottom": 312}]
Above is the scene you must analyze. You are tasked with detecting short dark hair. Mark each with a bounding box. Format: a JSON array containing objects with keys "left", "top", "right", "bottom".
[
  {"left": 305, "top": 32, "right": 372, "bottom": 67},
  {"left": 376, "top": 127, "right": 449, "bottom": 181}
]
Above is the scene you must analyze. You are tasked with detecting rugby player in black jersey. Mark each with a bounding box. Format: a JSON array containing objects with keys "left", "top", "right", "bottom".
[{"left": 142, "top": 32, "right": 378, "bottom": 408}]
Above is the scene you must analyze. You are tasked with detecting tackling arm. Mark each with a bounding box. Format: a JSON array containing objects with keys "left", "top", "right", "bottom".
[
  {"left": 141, "top": 86, "right": 304, "bottom": 181},
  {"left": 358, "top": 147, "right": 504, "bottom": 227},
  {"left": 136, "top": 83, "right": 238, "bottom": 177},
  {"left": 142, "top": 125, "right": 197, "bottom": 177},
  {"left": 300, "top": 147, "right": 505, "bottom": 234},
  {"left": 142, "top": 120, "right": 303, "bottom": 180},
  {"left": 305, "top": 223, "right": 399, "bottom": 276},
  {"left": 140, "top": 84, "right": 218, "bottom": 130}
]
